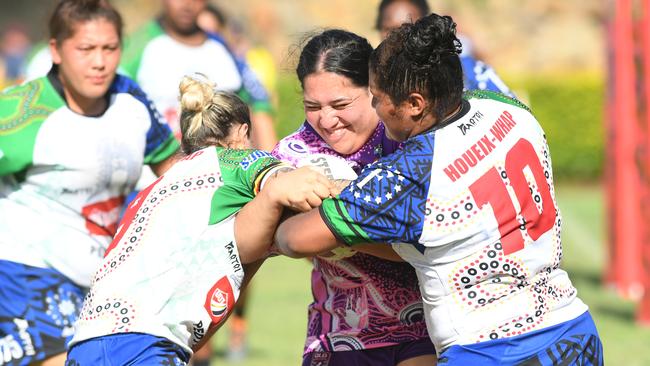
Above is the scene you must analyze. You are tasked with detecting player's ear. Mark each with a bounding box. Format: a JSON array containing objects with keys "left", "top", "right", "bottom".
[
  {"left": 404, "top": 92, "right": 427, "bottom": 118},
  {"left": 49, "top": 39, "right": 62, "bottom": 64}
]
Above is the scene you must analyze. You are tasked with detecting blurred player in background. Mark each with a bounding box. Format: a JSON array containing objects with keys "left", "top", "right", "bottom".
[
  {"left": 0, "top": 1, "right": 178, "bottom": 364},
  {"left": 376, "top": 0, "right": 513, "bottom": 96}
]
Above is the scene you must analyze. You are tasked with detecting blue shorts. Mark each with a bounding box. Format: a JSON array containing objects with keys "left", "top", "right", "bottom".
[
  {"left": 66, "top": 333, "right": 191, "bottom": 366},
  {"left": 438, "top": 311, "right": 603, "bottom": 365},
  {"left": 0, "top": 260, "right": 86, "bottom": 365},
  {"left": 303, "top": 337, "right": 436, "bottom": 366}
]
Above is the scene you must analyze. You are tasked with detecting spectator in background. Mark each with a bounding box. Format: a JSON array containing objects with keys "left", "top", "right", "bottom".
[
  {"left": 0, "top": 0, "right": 178, "bottom": 365},
  {"left": 198, "top": 3, "right": 279, "bottom": 108},
  {"left": 121, "top": 0, "right": 277, "bottom": 152},
  {"left": 0, "top": 23, "right": 32, "bottom": 83},
  {"left": 375, "top": 0, "right": 513, "bottom": 95}
]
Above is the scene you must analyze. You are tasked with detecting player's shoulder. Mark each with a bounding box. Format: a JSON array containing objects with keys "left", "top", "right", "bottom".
[
  {"left": 204, "top": 31, "right": 231, "bottom": 49},
  {"left": 1, "top": 77, "right": 64, "bottom": 118},
  {"left": 218, "top": 148, "right": 275, "bottom": 168},
  {"left": 464, "top": 90, "right": 531, "bottom": 113}
]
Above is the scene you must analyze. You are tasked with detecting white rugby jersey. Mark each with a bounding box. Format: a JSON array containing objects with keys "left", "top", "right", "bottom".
[
  {"left": 69, "top": 147, "right": 285, "bottom": 354},
  {"left": 0, "top": 70, "right": 178, "bottom": 287},
  {"left": 121, "top": 21, "right": 271, "bottom": 138},
  {"left": 321, "top": 91, "right": 588, "bottom": 353}
]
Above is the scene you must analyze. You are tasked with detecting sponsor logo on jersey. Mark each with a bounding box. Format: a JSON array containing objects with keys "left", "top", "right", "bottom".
[
  {"left": 191, "top": 320, "right": 206, "bottom": 346},
  {"left": 210, "top": 289, "right": 228, "bottom": 317},
  {"left": 457, "top": 110, "right": 484, "bottom": 135},
  {"left": 204, "top": 276, "right": 235, "bottom": 325},
  {"left": 285, "top": 140, "right": 308, "bottom": 155},
  {"left": 240, "top": 150, "right": 273, "bottom": 170},
  {"left": 224, "top": 241, "right": 242, "bottom": 272},
  {"left": 81, "top": 196, "right": 125, "bottom": 237}
]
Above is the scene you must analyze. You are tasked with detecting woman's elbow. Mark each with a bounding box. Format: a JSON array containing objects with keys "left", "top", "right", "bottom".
[{"left": 275, "top": 225, "right": 310, "bottom": 258}]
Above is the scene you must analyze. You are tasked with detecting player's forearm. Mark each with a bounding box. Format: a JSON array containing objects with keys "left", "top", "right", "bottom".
[
  {"left": 275, "top": 209, "right": 340, "bottom": 258},
  {"left": 234, "top": 187, "right": 284, "bottom": 264}
]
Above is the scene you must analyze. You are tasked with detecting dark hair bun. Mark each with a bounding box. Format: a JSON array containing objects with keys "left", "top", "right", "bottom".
[{"left": 404, "top": 14, "right": 462, "bottom": 66}]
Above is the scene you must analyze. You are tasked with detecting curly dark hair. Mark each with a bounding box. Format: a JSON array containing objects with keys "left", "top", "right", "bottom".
[
  {"left": 375, "top": 0, "right": 430, "bottom": 30},
  {"left": 296, "top": 29, "right": 373, "bottom": 89},
  {"left": 370, "top": 13, "right": 463, "bottom": 122}
]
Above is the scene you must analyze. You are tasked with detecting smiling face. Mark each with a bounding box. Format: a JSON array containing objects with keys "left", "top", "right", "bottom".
[
  {"left": 303, "top": 72, "right": 379, "bottom": 155},
  {"left": 50, "top": 18, "right": 120, "bottom": 114}
]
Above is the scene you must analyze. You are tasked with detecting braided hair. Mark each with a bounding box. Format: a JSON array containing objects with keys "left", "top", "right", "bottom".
[{"left": 370, "top": 13, "right": 463, "bottom": 122}]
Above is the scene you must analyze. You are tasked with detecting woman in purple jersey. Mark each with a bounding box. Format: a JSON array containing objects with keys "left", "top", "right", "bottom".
[{"left": 272, "top": 29, "right": 436, "bottom": 366}]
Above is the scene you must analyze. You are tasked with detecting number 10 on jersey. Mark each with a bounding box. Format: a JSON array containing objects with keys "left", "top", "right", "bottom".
[{"left": 469, "top": 138, "right": 557, "bottom": 255}]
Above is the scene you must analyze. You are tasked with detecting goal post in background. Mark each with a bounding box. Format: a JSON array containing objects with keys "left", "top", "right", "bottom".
[{"left": 607, "top": 0, "right": 650, "bottom": 323}]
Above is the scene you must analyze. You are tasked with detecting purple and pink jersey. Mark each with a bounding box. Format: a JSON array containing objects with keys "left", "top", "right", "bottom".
[{"left": 272, "top": 121, "right": 430, "bottom": 355}]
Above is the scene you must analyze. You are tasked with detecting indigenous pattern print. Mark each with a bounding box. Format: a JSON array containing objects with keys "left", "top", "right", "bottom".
[
  {"left": 69, "top": 148, "right": 283, "bottom": 354},
  {"left": 321, "top": 92, "right": 592, "bottom": 356},
  {"left": 273, "top": 121, "right": 430, "bottom": 355}
]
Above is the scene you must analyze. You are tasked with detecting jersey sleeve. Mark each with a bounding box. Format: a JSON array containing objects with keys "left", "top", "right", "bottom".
[
  {"left": 460, "top": 55, "right": 514, "bottom": 97},
  {"left": 111, "top": 75, "right": 179, "bottom": 164},
  {"left": 319, "top": 139, "right": 434, "bottom": 246},
  {"left": 208, "top": 149, "right": 286, "bottom": 225},
  {"left": 0, "top": 79, "right": 63, "bottom": 177}
]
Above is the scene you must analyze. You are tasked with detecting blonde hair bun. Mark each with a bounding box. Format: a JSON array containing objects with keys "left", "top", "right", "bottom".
[{"left": 179, "top": 74, "right": 216, "bottom": 114}]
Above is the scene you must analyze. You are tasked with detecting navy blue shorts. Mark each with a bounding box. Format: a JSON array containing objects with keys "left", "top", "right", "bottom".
[
  {"left": 438, "top": 311, "right": 603, "bottom": 365},
  {"left": 303, "top": 337, "right": 436, "bottom": 366},
  {"left": 66, "top": 333, "right": 190, "bottom": 366},
  {"left": 0, "top": 260, "right": 86, "bottom": 365}
]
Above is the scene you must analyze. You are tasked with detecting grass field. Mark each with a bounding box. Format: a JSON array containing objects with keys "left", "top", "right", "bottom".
[{"left": 204, "top": 75, "right": 650, "bottom": 365}]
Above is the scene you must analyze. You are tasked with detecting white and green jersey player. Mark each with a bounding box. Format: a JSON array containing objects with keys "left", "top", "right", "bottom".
[
  {"left": 0, "top": 68, "right": 178, "bottom": 364},
  {"left": 0, "top": 69, "right": 178, "bottom": 288},
  {"left": 67, "top": 147, "right": 290, "bottom": 363},
  {"left": 120, "top": 20, "right": 272, "bottom": 138}
]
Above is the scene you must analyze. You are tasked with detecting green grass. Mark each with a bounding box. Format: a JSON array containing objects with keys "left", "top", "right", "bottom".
[{"left": 555, "top": 184, "right": 650, "bottom": 366}]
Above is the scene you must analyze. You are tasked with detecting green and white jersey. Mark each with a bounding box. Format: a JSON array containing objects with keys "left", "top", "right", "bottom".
[
  {"left": 0, "top": 71, "right": 178, "bottom": 287},
  {"left": 121, "top": 21, "right": 271, "bottom": 138},
  {"left": 70, "top": 147, "right": 285, "bottom": 354}
]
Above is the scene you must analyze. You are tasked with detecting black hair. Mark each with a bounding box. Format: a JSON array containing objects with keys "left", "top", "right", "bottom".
[
  {"left": 203, "top": 3, "right": 227, "bottom": 29},
  {"left": 375, "top": 0, "right": 430, "bottom": 30},
  {"left": 296, "top": 29, "right": 373, "bottom": 89},
  {"left": 49, "top": 0, "right": 123, "bottom": 44},
  {"left": 370, "top": 13, "right": 463, "bottom": 122}
]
